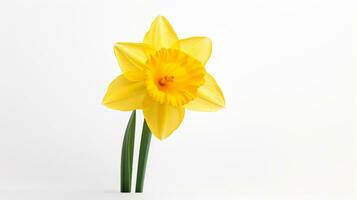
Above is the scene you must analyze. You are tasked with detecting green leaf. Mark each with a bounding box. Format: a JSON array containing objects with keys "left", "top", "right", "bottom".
[
  {"left": 120, "top": 110, "right": 136, "bottom": 192},
  {"left": 135, "top": 120, "right": 152, "bottom": 192}
]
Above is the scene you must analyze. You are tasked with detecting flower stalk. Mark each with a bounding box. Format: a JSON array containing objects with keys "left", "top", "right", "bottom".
[
  {"left": 135, "top": 120, "right": 152, "bottom": 192},
  {"left": 120, "top": 110, "right": 136, "bottom": 192}
]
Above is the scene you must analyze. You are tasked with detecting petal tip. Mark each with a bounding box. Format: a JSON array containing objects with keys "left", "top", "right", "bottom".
[
  {"left": 102, "top": 93, "right": 110, "bottom": 105},
  {"left": 150, "top": 15, "right": 170, "bottom": 27},
  {"left": 113, "top": 42, "right": 126, "bottom": 50},
  {"left": 156, "top": 135, "right": 166, "bottom": 141},
  {"left": 154, "top": 15, "right": 168, "bottom": 21},
  {"left": 153, "top": 131, "right": 172, "bottom": 141},
  {"left": 215, "top": 98, "right": 225, "bottom": 110},
  {"left": 145, "top": 15, "right": 178, "bottom": 49}
]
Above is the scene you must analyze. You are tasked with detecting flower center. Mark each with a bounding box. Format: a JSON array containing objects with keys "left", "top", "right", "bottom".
[
  {"left": 158, "top": 75, "right": 175, "bottom": 86},
  {"left": 145, "top": 48, "right": 206, "bottom": 106}
]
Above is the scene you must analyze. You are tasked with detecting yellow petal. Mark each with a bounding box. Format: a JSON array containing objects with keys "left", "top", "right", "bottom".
[
  {"left": 144, "top": 16, "right": 178, "bottom": 50},
  {"left": 175, "top": 37, "right": 212, "bottom": 65},
  {"left": 114, "top": 42, "right": 153, "bottom": 81},
  {"left": 143, "top": 96, "right": 185, "bottom": 140},
  {"left": 185, "top": 73, "right": 225, "bottom": 111},
  {"left": 103, "top": 75, "right": 146, "bottom": 111}
]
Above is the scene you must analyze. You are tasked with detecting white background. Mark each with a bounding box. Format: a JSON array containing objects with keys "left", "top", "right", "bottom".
[{"left": 0, "top": 0, "right": 356, "bottom": 199}]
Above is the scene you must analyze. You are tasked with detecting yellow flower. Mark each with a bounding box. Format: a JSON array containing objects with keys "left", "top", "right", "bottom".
[{"left": 103, "top": 16, "right": 225, "bottom": 140}]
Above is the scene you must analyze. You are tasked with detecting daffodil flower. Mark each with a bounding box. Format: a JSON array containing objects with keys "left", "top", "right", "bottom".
[{"left": 103, "top": 16, "right": 225, "bottom": 140}]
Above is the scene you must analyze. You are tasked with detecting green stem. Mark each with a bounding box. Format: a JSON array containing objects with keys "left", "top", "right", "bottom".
[
  {"left": 135, "top": 120, "right": 152, "bottom": 192},
  {"left": 120, "top": 110, "right": 136, "bottom": 192}
]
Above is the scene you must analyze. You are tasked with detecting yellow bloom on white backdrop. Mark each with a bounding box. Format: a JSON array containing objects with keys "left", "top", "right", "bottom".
[{"left": 103, "top": 16, "right": 225, "bottom": 140}]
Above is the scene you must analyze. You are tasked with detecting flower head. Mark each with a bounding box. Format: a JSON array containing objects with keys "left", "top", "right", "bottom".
[{"left": 103, "top": 16, "right": 225, "bottom": 140}]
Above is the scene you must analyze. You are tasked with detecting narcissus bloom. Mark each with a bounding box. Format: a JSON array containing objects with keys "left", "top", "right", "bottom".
[{"left": 103, "top": 16, "right": 225, "bottom": 140}]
